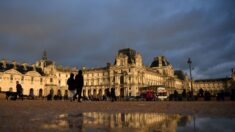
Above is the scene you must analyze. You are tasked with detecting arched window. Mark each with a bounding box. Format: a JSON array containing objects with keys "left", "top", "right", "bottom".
[
  {"left": 88, "top": 89, "right": 91, "bottom": 96},
  {"left": 98, "top": 89, "right": 102, "bottom": 96},
  {"left": 29, "top": 88, "right": 34, "bottom": 96},
  {"left": 39, "top": 89, "right": 43, "bottom": 97},
  {"left": 50, "top": 89, "right": 54, "bottom": 95},
  {"left": 64, "top": 90, "right": 68, "bottom": 96},
  {"left": 57, "top": 90, "right": 61, "bottom": 96},
  {"left": 93, "top": 89, "right": 97, "bottom": 96},
  {"left": 10, "top": 75, "right": 13, "bottom": 82}
]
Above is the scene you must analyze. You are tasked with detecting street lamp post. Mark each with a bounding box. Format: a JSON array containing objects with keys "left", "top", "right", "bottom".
[{"left": 187, "top": 58, "right": 193, "bottom": 96}]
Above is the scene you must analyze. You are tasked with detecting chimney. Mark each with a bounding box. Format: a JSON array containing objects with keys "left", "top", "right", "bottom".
[
  {"left": 22, "top": 63, "right": 28, "bottom": 71},
  {"left": 1, "top": 59, "right": 7, "bottom": 68},
  {"left": 82, "top": 66, "right": 86, "bottom": 70},
  {"left": 12, "top": 60, "right": 17, "bottom": 69},
  {"left": 32, "top": 64, "right": 36, "bottom": 71},
  {"left": 158, "top": 56, "right": 162, "bottom": 67}
]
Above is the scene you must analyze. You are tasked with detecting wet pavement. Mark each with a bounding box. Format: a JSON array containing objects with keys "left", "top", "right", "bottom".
[{"left": 0, "top": 100, "right": 235, "bottom": 131}]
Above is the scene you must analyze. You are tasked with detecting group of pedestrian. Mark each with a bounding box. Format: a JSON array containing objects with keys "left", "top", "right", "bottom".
[
  {"left": 67, "top": 70, "right": 84, "bottom": 102},
  {"left": 103, "top": 88, "right": 117, "bottom": 101}
]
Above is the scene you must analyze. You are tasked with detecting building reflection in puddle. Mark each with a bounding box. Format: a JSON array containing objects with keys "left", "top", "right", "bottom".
[
  {"left": 41, "top": 112, "right": 235, "bottom": 131},
  {"left": 67, "top": 112, "right": 192, "bottom": 132}
]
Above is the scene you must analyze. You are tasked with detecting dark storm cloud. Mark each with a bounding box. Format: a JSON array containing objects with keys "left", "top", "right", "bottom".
[{"left": 0, "top": 0, "right": 234, "bottom": 79}]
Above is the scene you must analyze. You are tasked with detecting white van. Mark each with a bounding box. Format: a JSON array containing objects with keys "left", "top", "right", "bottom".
[{"left": 157, "top": 87, "right": 168, "bottom": 100}]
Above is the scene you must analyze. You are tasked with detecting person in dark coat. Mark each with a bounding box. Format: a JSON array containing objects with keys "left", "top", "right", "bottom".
[
  {"left": 16, "top": 81, "right": 23, "bottom": 100},
  {"left": 67, "top": 73, "right": 76, "bottom": 101},
  {"left": 173, "top": 90, "right": 178, "bottom": 101},
  {"left": 111, "top": 87, "right": 117, "bottom": 102},
  {"left": 74, "top": 70, "right": 84, "bottom": 102}
]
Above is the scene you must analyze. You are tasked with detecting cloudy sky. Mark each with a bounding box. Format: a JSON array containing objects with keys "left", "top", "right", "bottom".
[{"left": 0, "top": 0, "right": 234, "bottom": 79}]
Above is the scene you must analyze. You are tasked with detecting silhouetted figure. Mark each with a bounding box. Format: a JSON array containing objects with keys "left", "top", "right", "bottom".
[
  {"left": 111, "top": 87, "right": 117, "bottom": 102},
  {"left": 173, "top": 90, "right": 178, "bottom": 101},
  {"left": 5, "top": 91, "right": 17, "bottom": 100},
  {"left": 220, "top": 90, "right": 225, "bottom": 101},
  {"left": 187, "top": 91, "right": 194, "bottom": 101},
  {"left": 64, "top": 90, "right": 69, "bottom": 100},
  {"left": 74, "top": 70, "right": 84, "bottom": 102},
  {"left": 105, "top": 88, "right": 111, "bottom": 101},
  {"left": 16, "top": 81, "right": 23, "bottom": 100},
  {"left": 47, "top": 89, "right": 54, "bottom": 100},
  {"left": 217, "top": 90, "right": 225, "bottom": 101},
  {"left": 182, "top": 89, "right": 186, "bottom": 98},
  {"left": 54, "top": 90, "right": 62, "bottom": 100},
  {"left": 204, "top": 90, "right": 211, "bottom": 101},
  {"left": 198, "top": 88, "right": 204, "bottom": 97},
  {"left": 67, "top": 73, "right": 76, "bottom": 101}
]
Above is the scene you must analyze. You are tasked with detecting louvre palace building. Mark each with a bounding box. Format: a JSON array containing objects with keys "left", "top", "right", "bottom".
[{"left": 0, "top": 48, "right": 234, "bottom": 97}]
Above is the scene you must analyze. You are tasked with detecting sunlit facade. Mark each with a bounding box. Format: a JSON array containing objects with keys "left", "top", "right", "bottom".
[
  {"left": 74, "top": 112, "right": 191, "bottom": 132},
  {"left": 1, "top": 48, "right": 234, "bottom": 98},
  {"left": 193, "top": 73, "right": 235, "bottom": 95},
  {"left": 82, "top": 48, "right": 189, "bottom": 97},
  {"left": 0, "top": 51, "right": 78, "bottom": 96}
]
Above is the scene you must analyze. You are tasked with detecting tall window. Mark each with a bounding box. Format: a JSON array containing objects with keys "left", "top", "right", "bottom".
[
  {"left": 120, "top": 75, "right": 124, "bottom": 84},
  {"left": 10, "top": 75, "right": 13, "bottom": 83},
  {"left": 40, "top": 78, "right": 43, "bottom": 85},
  {"left": 31, "top": 77, "right": 34, "bottom": 84},
  {"left": 21, "top": 76, "right": 24, "bottom": 84},
  {"left": 50, "top": 78, "right": 53, "bottom": 83}
]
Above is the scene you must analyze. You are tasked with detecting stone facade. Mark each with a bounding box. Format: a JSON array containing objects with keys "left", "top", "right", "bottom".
[
  {"left": 1, "top": 48, "right": 234, "bottom": 98},
  {"left": 193, "top": 71, "right": 235, "bottom": 95},
  {"left": 0, "top": 51, "right": 78, "bottom": 97},
  {"left": 82, "top": 48, "right": 189, "bottom": 97}
]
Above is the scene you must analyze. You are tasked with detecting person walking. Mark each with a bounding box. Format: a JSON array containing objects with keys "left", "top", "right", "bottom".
[
  {"left": 111, "top": 87, "right": 117, "bottom": 102},
  {"left": 67, "top": 73, "right": 76, "bottom": 101},
  {"left": 16, "top": 81, "right": 23, "bottom": 100},
  {"left": 74, "top": 70, "right": 84, "bottom": 102}
]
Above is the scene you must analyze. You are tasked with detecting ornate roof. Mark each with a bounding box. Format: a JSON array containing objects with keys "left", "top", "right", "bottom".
[
  {"left": 150, "top": 56, "right": 170, "bottom": 67},
  {"left": 0, "top": 62, "right": 45, "bottom": 76},
  {"left": 116, "top": 48, "right": 137, "bottom": 64}
]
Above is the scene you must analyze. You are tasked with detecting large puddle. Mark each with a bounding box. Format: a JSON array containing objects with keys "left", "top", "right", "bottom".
[{"left": 41, "top": 112, "right": 235, "bottom": 132}]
